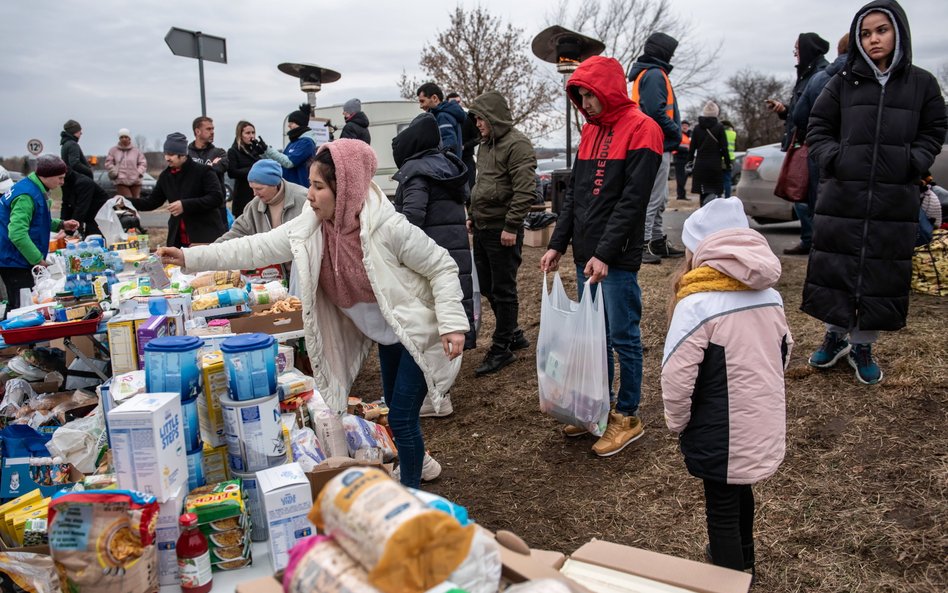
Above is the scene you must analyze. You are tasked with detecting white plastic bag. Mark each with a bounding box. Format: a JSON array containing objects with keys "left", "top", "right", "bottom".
[
  {"left": 94, "top": 197, "right": 138, "bottom": 245},
  {"left": 536, "top": 272, "right": 610, "bottom": 436},
  {"left": 32, "top": 265, "right": 64, "bottom": 304}
]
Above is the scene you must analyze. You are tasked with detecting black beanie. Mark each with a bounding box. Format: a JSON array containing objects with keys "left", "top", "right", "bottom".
[
  {"left": 288, "top": 103, "right": 313, "bottom": 127},
  {"left": 163, "top": 132, "right": 189, "bottom": 155}
]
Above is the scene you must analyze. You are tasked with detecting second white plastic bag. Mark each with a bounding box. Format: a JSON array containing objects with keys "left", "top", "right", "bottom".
[{"left": 536, "top": 272, "right": 610, "bottom": 436}]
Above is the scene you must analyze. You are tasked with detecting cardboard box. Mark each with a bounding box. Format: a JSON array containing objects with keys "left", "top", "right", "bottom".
[
  {"left": 136, "top": 315, "right": 169, "bottom": 369},
  {"left": 304, "top": 457, "right": 387, "bottom": 502},
  {"left": 524, "top": 223, "right": 556, "bottom": 248},
  {"left": 202, "top": 442, "right": 230, "bottom": 484},
  {"left": 256, "top": 462, "right": 314, "bottom": 572},
  {"left": 106, "top": 313, "right": 148, "bottom": 374},
  {"left": 197, "top": 352, "right": 227, "bottom": 448},
  {"left": 156, "top": 485, "right": 185, "bottom": 586},
  {"left": 228, "top": 304, "right": 303, "bottom": 335},
  {"left": 0, "top": 460, "right": 82, "bottom": 500},
  {"left": 107, "top": 392, "right": 188, "bottom": 502}
]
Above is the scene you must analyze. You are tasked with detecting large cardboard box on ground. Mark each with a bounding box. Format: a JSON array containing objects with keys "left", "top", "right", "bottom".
[
  {"left": 228, "top": 304, "right": 303, "bottom": 335},
  {"left": 524, "top": 223, "right": 556, "bottom": 248},
  {"left": 304, "top": 457, "right": 388, "bottom": 502}
]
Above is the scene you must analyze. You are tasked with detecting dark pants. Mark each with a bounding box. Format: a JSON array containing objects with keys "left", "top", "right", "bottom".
[
  {"left": 722, "top": 169, "right": 733, "bottom": 199},
  {"left": 378, "top": 342, "right": 428, "bottom": 488},
  {"left": 0, "top": 267, "right": 34, "bottom": 312},
  {"left": 674, "top": 157, "right": 689, "bottom": 199},
  {"left": 703, "top": 479, "right": 756, "bottom": 572},
  {"left": 472, "top": 227, "right": 523, "bottom": 351}
]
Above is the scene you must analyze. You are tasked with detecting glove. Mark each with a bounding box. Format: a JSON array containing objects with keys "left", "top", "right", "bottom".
[{"left": 250, "top": 137, "right": 268, "bottom": 157}]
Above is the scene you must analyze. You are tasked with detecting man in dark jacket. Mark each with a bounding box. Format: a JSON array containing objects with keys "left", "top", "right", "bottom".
[
  {"left": 467, "top": 91, "right": 536, "bottom": 376},
  {"left": 767, "top": 32, "right": 830, "bottom": 255},
  {"left": 803, "top": 0, "right": 946, "bottom": 385},
  {"left": 627, "top": 32, "right": 685, "bottom": 263},
  {"left": 418, "top": 83, "right": 466, "bottom": 157},
  {"left": 447, "top": 92, "right": 478, "bottom": 191},
  {"left": 392, "top": 113, "right": 474, "bottom": 352},
  {"left": 540, "top": 56, "right": 664, "bottom": 457},
  {"left": 61, "top": 169, "right": 108, "bottom": 237},
  {"left": 130, "top": 133, "right": 226, "bottom": 247},
  {"left": 188, "top": 116, "right": 229, "bottom": 227},
  {"left": 59, "top": 120, "right": 93, "bottom": 179},
  {"left": 673, "top": 120, "right": 691, "bottom": 200},
  {"left": 340, "top": 98, "right": 372, "bottom": 144}
]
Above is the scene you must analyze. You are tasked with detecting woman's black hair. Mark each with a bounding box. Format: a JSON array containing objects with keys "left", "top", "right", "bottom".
[{"left": 312, "top": 149, "right": 337, "bottom": 195}]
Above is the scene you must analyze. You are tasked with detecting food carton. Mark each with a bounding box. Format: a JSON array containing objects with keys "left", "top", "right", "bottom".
[{"left": 256, "top": 462, "right": 314, "bottom": 572}]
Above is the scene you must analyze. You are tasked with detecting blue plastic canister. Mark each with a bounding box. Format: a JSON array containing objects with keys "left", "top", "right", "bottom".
[
  {"left": 186, "top": 447, "right": 206, "bottom": 491},
  {"left": 220, "top": 333, "right": 278, "bottom": 401},
  {"left": 144, "top": 336, "right": 205, "bottom": 399}
]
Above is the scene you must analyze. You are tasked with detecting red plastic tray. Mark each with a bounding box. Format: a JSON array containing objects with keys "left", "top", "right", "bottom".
[{"left": 0, "top": 315, "right": 103, "bottom": 345}]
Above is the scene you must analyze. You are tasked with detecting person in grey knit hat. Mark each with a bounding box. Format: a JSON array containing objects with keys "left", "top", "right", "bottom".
[
  {"left": 341, "top": 98, "right": 371, "bottom": 144},
  {"left": 60, "top": 119, "right": 93, "bottom": 179}
]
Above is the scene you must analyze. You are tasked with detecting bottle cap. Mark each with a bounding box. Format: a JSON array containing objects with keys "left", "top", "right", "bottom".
[{"left": 179, "top": 512, "right": 198, "bottom": 527}]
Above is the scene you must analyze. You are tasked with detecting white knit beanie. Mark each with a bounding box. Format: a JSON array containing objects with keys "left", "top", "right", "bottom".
[
  {"left": 118, "top": 128, "right": 131, "bottom": 137},
  {"left": 701, "top": 101, "right": 720, "bottom": 118},
  {"left": 681, "top": 197, "right": 749, "bottom": 252}
]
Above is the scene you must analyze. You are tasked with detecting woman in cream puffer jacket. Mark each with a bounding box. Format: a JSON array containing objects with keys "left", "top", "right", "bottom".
[{"left": 160, "top": 140, "right": 468, "bottom": 487}]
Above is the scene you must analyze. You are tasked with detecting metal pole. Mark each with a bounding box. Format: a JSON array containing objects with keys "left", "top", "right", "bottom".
[
  {"left": 564, "top": 73, "right": 572, "bottom": 168},
  {"left": 197, "top": 33, "right": 207, "bottom": 116}
]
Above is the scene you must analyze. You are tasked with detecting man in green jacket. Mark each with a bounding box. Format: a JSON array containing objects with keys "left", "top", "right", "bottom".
[
  {"left": 721, "top": 120, "right": 737, "bottom": 198},
  {"left": 466, "top": 91, "right": 537, "bottom": 376},
  {"left": 0, "top": 155, "right": 78, "bottom": 310}
]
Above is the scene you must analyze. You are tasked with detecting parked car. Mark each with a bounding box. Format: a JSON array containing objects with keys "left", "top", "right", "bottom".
[
  {"left": 93, "top": 169, "right": 156, "bottom": 199},
  {"left": 536, "top": 157, "right": 568, "bottom": 202},
  {"left": 737, "top": 142, "right": 948, "bottom": 224},
  {"left": 0, "top": 166, "right": 13, "bottom": 194}
]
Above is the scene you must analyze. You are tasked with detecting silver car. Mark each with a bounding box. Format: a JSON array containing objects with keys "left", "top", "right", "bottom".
[{"left": 737, "top": 142, "right": 948, "bottom": 225}]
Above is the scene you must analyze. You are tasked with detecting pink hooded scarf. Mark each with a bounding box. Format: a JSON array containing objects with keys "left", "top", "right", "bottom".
[{"left": 317, "top": 139, "right": 378, "bottom": 309}]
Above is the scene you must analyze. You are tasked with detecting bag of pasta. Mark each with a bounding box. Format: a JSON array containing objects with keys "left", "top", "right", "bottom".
[{"left": 48, "top": 489, "right": 159, "bottom": 593}]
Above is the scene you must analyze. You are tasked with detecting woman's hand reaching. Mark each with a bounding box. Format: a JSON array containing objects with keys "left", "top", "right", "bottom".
[
  {"left": 156, "top": 246, "right": 185, "bottom": 267},
  {"left": 441, "top": 332, "right": 466, "bottom": 360}
]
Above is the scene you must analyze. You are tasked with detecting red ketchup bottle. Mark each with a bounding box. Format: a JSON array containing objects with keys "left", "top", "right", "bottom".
[{"left": 176, "top": 512, "right": 213, "bottom": 593}]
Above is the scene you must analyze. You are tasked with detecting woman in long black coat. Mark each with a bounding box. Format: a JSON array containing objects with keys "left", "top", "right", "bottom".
[
  {"left": 227, "top": 121, "right": 262, "bottom": 218},
  {"left": 803, "top": 0, "right": 946, "bottom": 385},
  {"left": 688, "top": 101, "right": 731, "bottom": 205}
]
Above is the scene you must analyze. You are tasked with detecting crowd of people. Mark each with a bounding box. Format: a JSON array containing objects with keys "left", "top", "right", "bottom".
[{"left": 0, "top": 0, "right": 943, "bottom": 581}]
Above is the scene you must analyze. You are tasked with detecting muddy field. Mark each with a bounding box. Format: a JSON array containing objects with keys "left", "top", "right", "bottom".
[{"left": 350, "top": 246, "right": 947, "bottom": 593}]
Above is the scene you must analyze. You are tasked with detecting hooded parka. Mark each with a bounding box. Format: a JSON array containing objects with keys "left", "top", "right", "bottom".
[{"left": 803, "top": 0, "right": 947, "bottom": 331}]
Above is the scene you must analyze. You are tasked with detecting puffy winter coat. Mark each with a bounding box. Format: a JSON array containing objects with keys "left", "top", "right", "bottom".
[
  {"left": 340, "top": 111, "right": 372, "bottom": 144},
  {"left": 60, "top": 132, "right": 93, "bottom": 179},
  {"left": 62, "top": 170, "right": 108, "bottom": 236},
  {"left": 803, "top": 0, "right": 947, "bottom": 331},
  {"left": 662, "top": 228, "right": 791, "bottom": 485},
  {"left": 105, "top": 145, "right": 147, "bottom": 187},
  {"left": 467, "top": 92, "right": 537, "bottom": 233},
  {"left": 689, "top": 116, "right": 730, "bottom": 196},
  {"left": 265, "top": 130, "right": 319, "bottom": 188},
  {"left": 393, "top": 113, "right": 474, "bottom": 348},
  {"left": 129, "top": 158, "right": 226, "bottom": 247},
  {"left": 227, "top": 143, "right": 261, "bottom": 218},
  {"left": 216, "top": 180, "right": 308, "bottom": 242},
  {"left": 549, "top": 56, "right": 664, "bottom": 272},
  {"left": 182, "top": 182, "right": 468, "bottom": 414}
]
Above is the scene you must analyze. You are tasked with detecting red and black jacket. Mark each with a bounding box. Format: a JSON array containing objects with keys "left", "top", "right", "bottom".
[{"left": 548, "top": 56, "right": 664, "bottom": 272}]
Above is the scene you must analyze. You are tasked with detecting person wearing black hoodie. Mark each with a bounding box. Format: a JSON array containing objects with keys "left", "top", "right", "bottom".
[
  {"left": 340, "top": 98, "right": 372, "bottom": 144},
  {"left": 61, "top": 169, "right": 108, "bottom": 236},
  {"left": 803, "top": 0, "right": 946, "bottom": 386},
  {"left": 627, "top": 32, "right": 685, "bottom": 264},
  {"left": 59, "top": 120, "right": 93, "bottom": 179},
  {"left": 767, "top": 32, "right": 830, "bottom": 255},
  {"left": 688, "top": 102, "right": 731, "bottom": 206}
]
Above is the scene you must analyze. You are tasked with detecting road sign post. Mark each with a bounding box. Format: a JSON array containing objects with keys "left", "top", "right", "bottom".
[{"left": 165, "top": 27, "right": 227, "bottom": 116}]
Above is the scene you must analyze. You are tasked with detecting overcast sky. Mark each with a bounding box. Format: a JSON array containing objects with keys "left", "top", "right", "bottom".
[{"left": 2, "top": 0, "right": 946, "bottom": 157}]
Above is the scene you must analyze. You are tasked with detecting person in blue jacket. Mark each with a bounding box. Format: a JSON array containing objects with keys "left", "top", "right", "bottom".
[
  {"left": 417, "top": 83, "right": 466, "bottom": 157},
  {"left": 0, "top": 155, "right": 78, "bottom": 310},
  {"left": 265, "top": 103, "right": 320, "bottom": 188}
]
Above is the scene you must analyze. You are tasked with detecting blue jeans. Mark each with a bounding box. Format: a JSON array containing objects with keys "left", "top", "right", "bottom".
[
  {"left": 722, "top": 169, "right": 733, "bottom": 199},
  {"left": 795, "top": 202, "right": 813, "bottom": 247},
  {"left": 377, "top": 342, "right": 427, "bottom": 488},
  {"left": 576, "top": 266, "right": 643, "bottom": 416}
]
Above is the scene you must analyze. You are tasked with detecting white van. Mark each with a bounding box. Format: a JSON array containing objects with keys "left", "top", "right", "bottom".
[{"left": 311, "top": 100, "right": 420, "bottom": 197}]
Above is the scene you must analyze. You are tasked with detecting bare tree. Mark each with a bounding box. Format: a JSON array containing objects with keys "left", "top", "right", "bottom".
[
  {"left": 397, "top": 6, "right": 561, "bottom": 139},
  {"left": 549, "top": 0, "right": 721, "bottom": 98},
  {"left": 134, "top": 134, "right": 148, "bottom": 150},
  {"left": 719, "top": 69, "right": 789, "bottom": 150},
  {"left": 937, "top": 63, "right": 948, "bottom": 96}
]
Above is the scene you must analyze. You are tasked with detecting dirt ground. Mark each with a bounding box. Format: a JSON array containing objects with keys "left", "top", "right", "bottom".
[{"left": 349, "top": 246, "right": 947, "bottom": 593}]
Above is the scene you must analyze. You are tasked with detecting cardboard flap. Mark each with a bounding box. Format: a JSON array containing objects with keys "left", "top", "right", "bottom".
[
  {"left": 569, "top": 539, "right": 752, "bottom": 593},
  {"left": 499, "top": 543, "right": 594, "bottom": 593}
]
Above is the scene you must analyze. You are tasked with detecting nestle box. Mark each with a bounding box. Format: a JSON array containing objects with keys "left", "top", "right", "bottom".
[
  {"left": 107, "top": 392, "right": 188, "bottom": 502},
  {"left": 257, "top": 462, "right": 314, "bottom": 572},
  {"left": 156, "top": 484, "right": 185, "bottom": 586},
  {"left": 524, "top": 223, "right": 555, "bottom": 248},
  {"left": 228, "top": 304, "right": 303, "bottom": 335}
]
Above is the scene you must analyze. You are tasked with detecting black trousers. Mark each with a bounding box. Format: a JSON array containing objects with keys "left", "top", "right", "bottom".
[
  {"left": 703, "top": 479, "right": 756, "bottom": 571},
  {"left": 674, "top": 157, "right": 689, "bottom": 199},
  {"left": 471, "top": 227, "right": 522, "bottom": 350},
  {"left": 0, "top": 267, "right": 35, "bottom": 312}
]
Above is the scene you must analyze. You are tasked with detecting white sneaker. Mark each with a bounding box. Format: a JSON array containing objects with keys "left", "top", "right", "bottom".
[
  {"left": 419, "top": 392, "right": 453, "bottom": 418},
  {"left": 393, "top": 452, "right": 443, "bottom": 482}
]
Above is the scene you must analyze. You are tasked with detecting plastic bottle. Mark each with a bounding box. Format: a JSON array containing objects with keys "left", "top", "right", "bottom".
[
  {"left": 63, "top": 274, "right": 76, "bottom": 295},
  {"left": 176, "top": 512, "right": 212, "bottom": 593}
]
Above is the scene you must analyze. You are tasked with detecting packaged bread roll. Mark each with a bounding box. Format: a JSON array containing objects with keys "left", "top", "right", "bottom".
[{"left": 310, "top": 467, "right": 475, "bottom": 593}]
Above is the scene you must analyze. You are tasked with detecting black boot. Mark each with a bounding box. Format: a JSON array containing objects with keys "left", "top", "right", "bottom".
[
  {"left": 649, "top": 236, "right": 685, "bottom": 258},
  {"left": 509, "top": 328, "right": 530, "bottom": 351},
  {"left": 475, "top": 347, "right": 515, "bottom": 377},
  {"left": 641, "top": 249, "right": 662, "bottom": 265}
]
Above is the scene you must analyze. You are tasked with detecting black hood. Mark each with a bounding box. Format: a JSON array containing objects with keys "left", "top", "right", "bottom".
[
  {"left": 697, "top": 116, "right": 719, "bottom": 129},
  {"left": 848, "top": 0, "right": 912, "bottom": 76},
  {"left": 392, "top": 113, "right": 441, "bottom": 168},
  {"left": 346, "top": 111, "right": 370, "bottom": 128},
  {"left": 60, "top": 130, "right": 79, "bottom": 145},
  {"left": 643, "top": 32, "right": 678, "bottom": 63},
  {"left": 796, "top": 32, "right": 830, "bottom": 77}
]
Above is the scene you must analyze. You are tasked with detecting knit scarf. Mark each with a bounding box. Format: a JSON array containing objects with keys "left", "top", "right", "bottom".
[
  {"left": 287, "top": 125, "right": 311, "bottom": 142},
  {"left": 676, "top": 266, "right": 752, "bottom": 300},
  {"left": 318, "top": 140, "right": 378, "bottom": 309}
]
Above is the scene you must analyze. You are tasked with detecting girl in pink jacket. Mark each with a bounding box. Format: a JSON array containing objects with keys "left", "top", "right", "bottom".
[{"left": 662, "top": 197, "right": 792, "bottom": 580}]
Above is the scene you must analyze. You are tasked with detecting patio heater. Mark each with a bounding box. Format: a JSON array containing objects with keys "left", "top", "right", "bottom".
[{"left": 277, "top": 63, "right": 341, "bottom": 143}]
